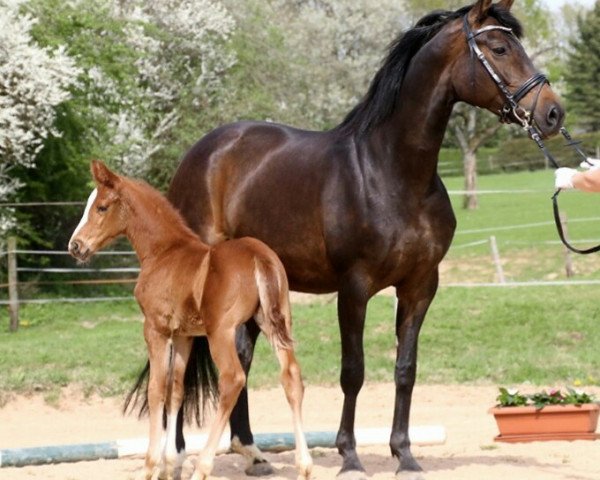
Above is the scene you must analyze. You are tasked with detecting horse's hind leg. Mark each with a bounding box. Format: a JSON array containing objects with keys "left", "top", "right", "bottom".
[
  {"left": 390, "top": 271, "right": 439, "bottom": 480},
  {"left": 229, "top": 320, "right": 274, "bottom": 476},
  {"left": 276, "top": 348, "right": 312, "bottom": 479},
  {"left": 192, "top": 329, "right": 246, "bottom": 480}
]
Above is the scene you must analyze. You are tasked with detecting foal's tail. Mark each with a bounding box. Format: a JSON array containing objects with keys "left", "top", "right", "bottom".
[
  {"left": 254, "top": 256, "right": 294, "bottom": 350},
  {"left": 123, "top": 336, "right": 219, "bottom": 427}
]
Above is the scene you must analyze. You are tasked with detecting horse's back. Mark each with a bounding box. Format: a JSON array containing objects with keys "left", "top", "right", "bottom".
[{"left": 168, "top": 121, "right": 326, "bottom": 242}]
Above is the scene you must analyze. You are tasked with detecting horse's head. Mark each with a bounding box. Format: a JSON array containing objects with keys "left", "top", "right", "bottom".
[
  {"left": 449, "top": 0, "right": 564, "bottom": 138},
  {"left": 68, "top": 161, "right": 126, "bottom": 262}
]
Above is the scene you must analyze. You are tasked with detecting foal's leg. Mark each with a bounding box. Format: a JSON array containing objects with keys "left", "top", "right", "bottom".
[
  {"left": 229, "top": 320, "right": 273, "bottom": 476},
  {"left": 163, "top": 336, "right": 193, "bottom": 480},
  {"left": 276, "top": 347, "right": 312, "bottom": 479},
  {"left": 390, "top": 271, "right": 439, "bottom": 480},
  {"left": 144, "top": 325, "right": 171, "bottom": 480},
  {"left": 335, "top": 277, "right": 370, "bottom": 479},
  {"left": 192, "top": 328, "right": 246, "bottom": 480}
]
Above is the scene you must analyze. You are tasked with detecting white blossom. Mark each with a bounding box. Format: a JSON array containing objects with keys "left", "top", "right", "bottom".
[{"left": 0, "top": 0, "right": 81, "bottom": 235}]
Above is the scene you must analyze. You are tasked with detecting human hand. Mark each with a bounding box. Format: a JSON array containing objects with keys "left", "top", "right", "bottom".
[
  {"left": 579, "top": 158, "right": 600, "bottom": 170},
  {"left": 555, "top": 167, "right": 577, "bottom": 189}
]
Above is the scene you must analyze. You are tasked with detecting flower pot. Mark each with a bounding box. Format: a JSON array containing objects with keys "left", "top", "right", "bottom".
[{"left": 489, "top": 403, "right": 600, "bottom": 443}]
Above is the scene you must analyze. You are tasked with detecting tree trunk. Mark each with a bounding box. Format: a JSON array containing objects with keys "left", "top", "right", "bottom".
[{"left": 463, "top": 148, "right": 478, "bottom": 210}]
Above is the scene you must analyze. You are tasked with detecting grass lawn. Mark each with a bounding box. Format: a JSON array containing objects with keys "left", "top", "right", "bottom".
[{"left": 2, "top": 284, "right": 599, "bottom": 403}]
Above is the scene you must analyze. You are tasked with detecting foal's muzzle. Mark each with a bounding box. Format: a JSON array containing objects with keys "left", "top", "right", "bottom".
[{"left": 69, "top": 239, "right": 91, "bottom": 262}]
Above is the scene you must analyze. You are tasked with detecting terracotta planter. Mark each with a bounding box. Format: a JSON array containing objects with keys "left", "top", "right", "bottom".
[{"left": 489, "top": 403, "right": 600, "bottom": 443}]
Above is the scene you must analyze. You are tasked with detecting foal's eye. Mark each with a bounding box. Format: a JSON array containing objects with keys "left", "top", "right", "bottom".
[
  {"left": 492, "top": 46, "right": 507, "bottom": 55},
  {"left": 97, "top": 205, "right": 109, "bottom": 213}
]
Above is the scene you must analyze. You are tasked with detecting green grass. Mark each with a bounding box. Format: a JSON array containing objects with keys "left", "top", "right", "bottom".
[{"left": 2, "top": 285, "right": 599, "bottom": 401}]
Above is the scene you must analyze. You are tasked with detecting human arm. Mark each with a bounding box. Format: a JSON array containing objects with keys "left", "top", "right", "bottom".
[{"left": 555, "top": 159, "right": 600, "bottom": 192}]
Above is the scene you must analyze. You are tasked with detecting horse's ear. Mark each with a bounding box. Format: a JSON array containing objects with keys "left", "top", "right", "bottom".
[
  {"left": 497, "top": 0, "right": 515, "bottom": 11},
  {"left": 91, "top": 160, "right": 120, "bottom": 189},
  {"left": 468, "top": 0, "right": 493, "bottom": 24}
]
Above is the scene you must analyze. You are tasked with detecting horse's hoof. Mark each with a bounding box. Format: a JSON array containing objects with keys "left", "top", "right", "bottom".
[
  {"left": 336, "top": 470, "right": 368, "bottom": 480},
  {"left": 245, "top": 459, "right": 274, "bottom": 477},
  {"left": 395, "top": 471, "right": 425, "bottom": 480}
]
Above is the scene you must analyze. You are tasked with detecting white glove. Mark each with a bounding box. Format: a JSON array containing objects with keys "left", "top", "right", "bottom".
[
  {"left": 555, "top": 167, "right": 577, "bottom": 189},
  {"left": 580, "top": 158, "right": 600, "bottom": 170}
]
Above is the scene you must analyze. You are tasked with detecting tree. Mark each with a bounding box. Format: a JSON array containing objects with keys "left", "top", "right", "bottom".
[
  {"left": 27, "top": 0, "right": 235, "bottom": 184},
  {"left": 452, "top": 106, "right": 502, "bottom": 209},
  {"left": 564, "top": 1, "right": 600, "bottom": 132},
  {"left": 0, "top": 0, "right": 80, "bottom": 237}
]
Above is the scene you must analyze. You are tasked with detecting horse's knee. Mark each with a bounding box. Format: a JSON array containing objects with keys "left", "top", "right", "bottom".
[
  {"left": 394, "top": 360, "right": 416, "bottom": 390},
  {"left": 340, "top": 361, "right": 364, "bottom": 395}
]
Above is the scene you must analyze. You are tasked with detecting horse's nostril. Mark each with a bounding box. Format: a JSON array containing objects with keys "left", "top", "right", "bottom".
[
  {"left": 547, "top": 106, "right": 559, "bottom": 127},
  {"left": 69, "top": 240, "right": 80, "bottom": 254}
]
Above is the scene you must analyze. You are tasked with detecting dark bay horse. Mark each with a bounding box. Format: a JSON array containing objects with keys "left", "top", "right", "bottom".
[
  {"left": 146, "top": 1, "right": 563, "bottom": 478},
  {"left": 69, "top": 161, "right": 312, "bottom": 480}
]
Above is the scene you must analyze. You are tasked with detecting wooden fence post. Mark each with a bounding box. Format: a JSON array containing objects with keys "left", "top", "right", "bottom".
[
  {"left": 8, "top": 236, "right": 19, "bottom": 332},
  {"left": 489, "top": 235, "right": 506, "bottom": 284},
  {"left": 560, "top": 213, "right": 574, "bottom": 278}
]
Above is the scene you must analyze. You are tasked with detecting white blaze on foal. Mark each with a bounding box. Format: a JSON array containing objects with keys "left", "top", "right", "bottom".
[{"left": 69, "top": 188, "right": 97, "bottom": 245}]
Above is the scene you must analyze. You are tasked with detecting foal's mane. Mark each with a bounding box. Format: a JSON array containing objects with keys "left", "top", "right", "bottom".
[
  {"left": 337, "top": 4, "right": 522, "bottom": 136},
  {"left": 121, "top": 176, "right": 198, "bottom": 239}
]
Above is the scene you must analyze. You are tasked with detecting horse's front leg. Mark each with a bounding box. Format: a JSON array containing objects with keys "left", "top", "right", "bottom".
[
  {"left": 335, "top": 278, "right": 369, "bottom": 480},
  {"left": 143, "top": 324, "right": 170, "bottom": 480},
  {"left": 229, "top": 319, "right": 274, "bottom": 476},
  {"left": 163, "top": 336, "right": 193, "bottom": 480},
  {"left": 390, "top": 271, "right": 439, "bottom": 480},
  {"left": 192, "top": 328, "right": 246, "bottom": 480}
]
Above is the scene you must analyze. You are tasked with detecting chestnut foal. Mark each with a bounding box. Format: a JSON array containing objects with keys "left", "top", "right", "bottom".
[{"left": 69, "top": 161, "right": 312, "bottom": 480}]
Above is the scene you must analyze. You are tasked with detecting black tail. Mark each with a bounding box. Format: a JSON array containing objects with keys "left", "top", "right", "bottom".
[{"left": 123, "top": 336, "right": 219, "bottom": 427}]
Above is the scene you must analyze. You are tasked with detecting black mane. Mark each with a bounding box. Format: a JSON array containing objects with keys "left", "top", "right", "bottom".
[{"left": 337, "top": 4, "right": 523, "bottom": 136}]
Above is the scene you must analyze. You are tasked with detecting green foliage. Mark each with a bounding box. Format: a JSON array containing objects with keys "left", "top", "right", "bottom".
[
  {"left": 496, "top": 387, "right": 596, "bottom": 409},
  {"left": 496, "top": 387, "right": 528, "bottom": 407},
  {"left": 565, "top": 2, "right": 600, "bottom": 131}
]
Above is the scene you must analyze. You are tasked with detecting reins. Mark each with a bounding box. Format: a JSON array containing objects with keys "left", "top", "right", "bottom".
[{"left": 463, "top": 15, "right": 600, "bottom": 255}]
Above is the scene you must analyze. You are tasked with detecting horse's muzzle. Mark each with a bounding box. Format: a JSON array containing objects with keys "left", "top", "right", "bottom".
[
  {"left": 69, "top": 239, "right": 91, "bottom": 262},
  {"left": 537, "top": 102, "right": 565, "bottom": 138}
]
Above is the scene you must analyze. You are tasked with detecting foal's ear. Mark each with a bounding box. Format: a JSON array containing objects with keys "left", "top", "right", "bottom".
[
  {"left": 91, "top": 160, "right": 120, "bottom": 189},
  {"left": 497, "top": 0, "right": 515, "bottom": 11},
  {"left": 468, "top": 0, "right": 493, "bottom": 24}
]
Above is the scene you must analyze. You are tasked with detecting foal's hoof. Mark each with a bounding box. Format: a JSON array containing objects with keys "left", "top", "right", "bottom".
[
  {"left": 336, "top": 469, "right": 368, "bottom": 480},
  {"left": 245, "top": 459, "right": 274, "bottom": 477}
]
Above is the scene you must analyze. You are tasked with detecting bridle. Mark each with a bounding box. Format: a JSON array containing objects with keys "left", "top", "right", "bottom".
[{"left": 463, "top": 15, "right": 600, "bottom": 255}]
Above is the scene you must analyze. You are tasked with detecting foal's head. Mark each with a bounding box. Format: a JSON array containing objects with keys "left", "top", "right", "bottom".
[{"left": 69, "top": 161, "right": 127, "bottom": 262}]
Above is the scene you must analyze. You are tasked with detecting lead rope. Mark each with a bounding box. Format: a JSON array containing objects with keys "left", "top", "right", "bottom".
[{"left": 529, "top": 127, "right": 600, "bottom": 254}]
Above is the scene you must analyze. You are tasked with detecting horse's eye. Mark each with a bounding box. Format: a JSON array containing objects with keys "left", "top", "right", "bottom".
[
  {"left": 492, "top": 46, "right": 507, "bottom": 55},
  {"left": 97, "top": 205, "right": 108, "bottom": 213}
]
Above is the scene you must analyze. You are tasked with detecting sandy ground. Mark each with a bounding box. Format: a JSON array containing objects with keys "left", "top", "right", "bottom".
[{"left": 1, "top": 383, "right": 599, "bottom": 480}]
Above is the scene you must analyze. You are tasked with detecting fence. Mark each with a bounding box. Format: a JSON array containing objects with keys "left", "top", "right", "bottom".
[
  {"left": 4, "top": 186, "right": 600, "bottom": 331},
  {"left": 0, "top": 237, "right": 139, "bottom": 331}
]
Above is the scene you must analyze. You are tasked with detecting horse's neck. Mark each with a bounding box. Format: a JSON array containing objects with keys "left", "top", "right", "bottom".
[
  {"left": 369, "top": 36, "right": 456, "bottom": 184},
  {"left": 123, "top": 186, "right": 203, "bottom": 264}
]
